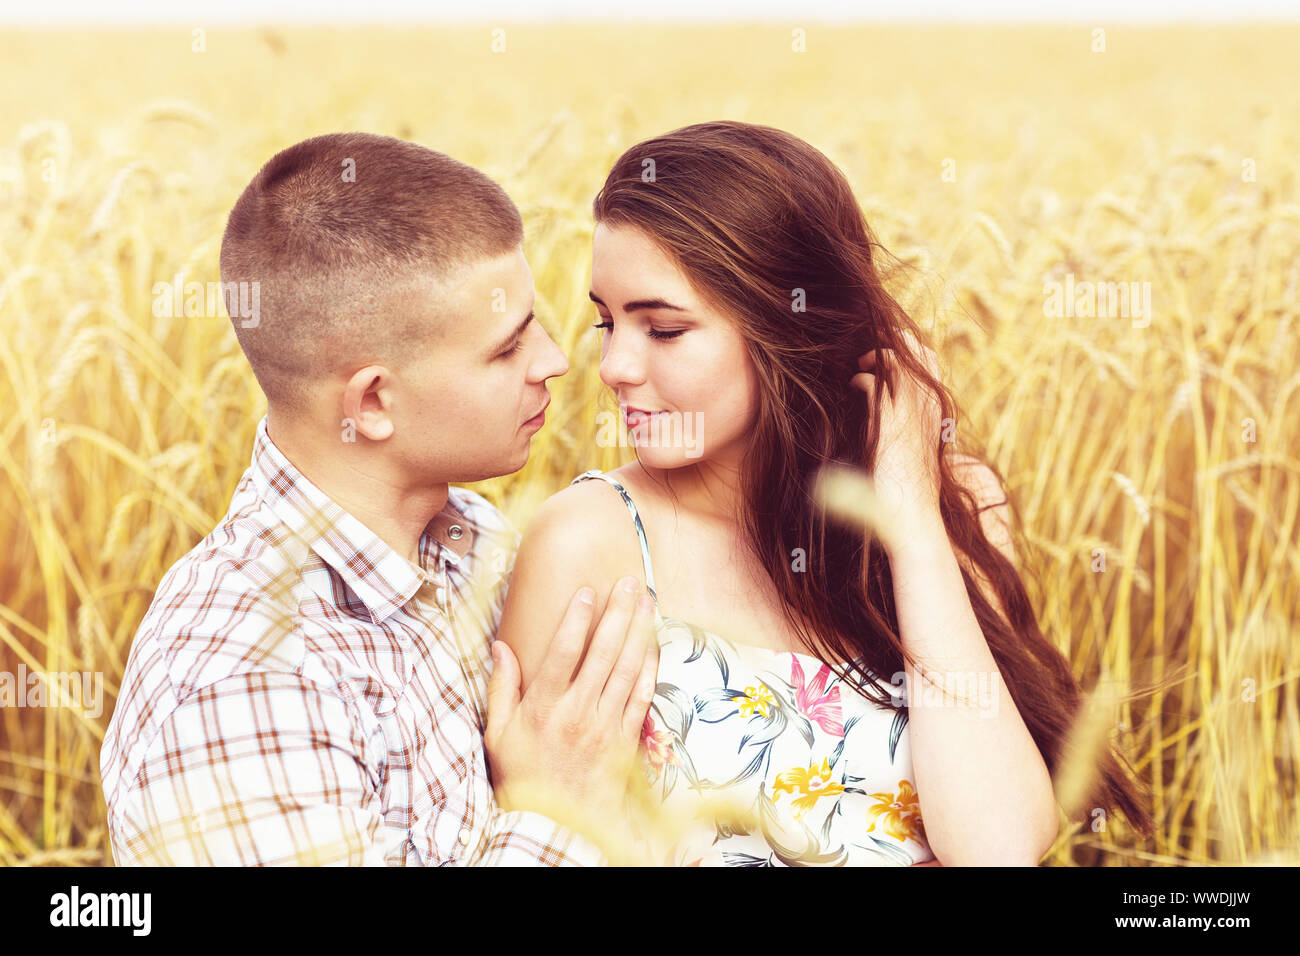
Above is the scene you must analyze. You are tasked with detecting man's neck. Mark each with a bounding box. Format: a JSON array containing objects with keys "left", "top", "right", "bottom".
[{"left": 265, "top": 413, "right": 448, "bottom": 566}]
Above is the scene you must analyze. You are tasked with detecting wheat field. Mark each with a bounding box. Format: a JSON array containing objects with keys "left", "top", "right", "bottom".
[{"left": 0, "top": 24, "right": 1297, "bottom": 866}]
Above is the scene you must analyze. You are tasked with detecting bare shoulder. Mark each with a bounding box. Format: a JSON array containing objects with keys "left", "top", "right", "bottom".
[
  {"left": 525, "top": 474, "right": 651, "bottom": 565},
  {"left": 946, "top": 452, "right": 1020, "bottom": 628},
  {"left": 949, "top": 452, "right": 1015, "bottom": 565},
  {"left": 950, "top": 452, "right": 1009, "bottom": 506},
  {"left": 495, "top": 474, "right": 650, "bottom": 689}
]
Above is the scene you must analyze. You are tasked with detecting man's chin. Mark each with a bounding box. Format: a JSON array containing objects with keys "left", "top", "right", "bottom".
[
  {"left": 508, "top": 441, "right": 533, "bottom": 475},
  {"left": 449, "top": 447, "right": 532, "bottom": 485}
]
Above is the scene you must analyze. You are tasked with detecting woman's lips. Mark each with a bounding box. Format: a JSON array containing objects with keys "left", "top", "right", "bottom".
[{"left": 623, "top": 408, "right": 666, "bottom": 429}]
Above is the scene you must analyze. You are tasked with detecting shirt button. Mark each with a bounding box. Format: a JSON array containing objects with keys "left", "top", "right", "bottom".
[
  {"left": 448, "top": 524, "right": 464, "bottom": 540},
  {"left": 458, "top": 827, "right": 471, "bottom": 845}
]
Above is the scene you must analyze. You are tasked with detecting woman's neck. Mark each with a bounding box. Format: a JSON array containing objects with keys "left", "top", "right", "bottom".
[{"left": 643, "top": 457, "right": 744, "bottom": 524}]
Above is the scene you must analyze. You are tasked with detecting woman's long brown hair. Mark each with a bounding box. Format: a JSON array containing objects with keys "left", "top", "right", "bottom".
[{"left": 592, "top": 120, "right": 1153, "bottom": 840}]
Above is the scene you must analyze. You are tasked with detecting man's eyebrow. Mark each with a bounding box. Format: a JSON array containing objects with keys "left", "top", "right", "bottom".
[
  {"left": 588, "top": 290, "right": 688, "bottom": 313},
  {"left": 489, "top": 309, "right": 534, "bottom": 355}
]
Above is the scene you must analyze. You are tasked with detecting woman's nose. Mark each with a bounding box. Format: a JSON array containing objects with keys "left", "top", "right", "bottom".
[{"left": 599, "top": 334, "right": 645, "bottom": 389}]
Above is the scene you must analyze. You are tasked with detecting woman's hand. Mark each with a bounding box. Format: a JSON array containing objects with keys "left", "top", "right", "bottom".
[{"left": 851, "top": 330, "right": 947, "bottom": 544}]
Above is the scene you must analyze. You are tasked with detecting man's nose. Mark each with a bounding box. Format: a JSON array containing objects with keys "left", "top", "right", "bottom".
[{"left": 532, "top": 322, "right": 569, "bottom": 381}]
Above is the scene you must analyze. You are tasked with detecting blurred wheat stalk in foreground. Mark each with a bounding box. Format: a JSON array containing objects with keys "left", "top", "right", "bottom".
[{"left": 1, "top": 26, "right": 1297, "bottom": 866}]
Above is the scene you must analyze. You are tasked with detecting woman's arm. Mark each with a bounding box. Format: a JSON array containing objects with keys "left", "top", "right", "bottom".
[
  {"left": 496, "top": 481, "right": 651, "bottom": 692},
  {"left": 492, "top": 482, "right": 668, "bottom": 865},
  {"left": 890, "top": 461, "right": 1059, "bottom": 867},
  {"left": 852, "top": 339, "right": 1057, "bottom": 866}
]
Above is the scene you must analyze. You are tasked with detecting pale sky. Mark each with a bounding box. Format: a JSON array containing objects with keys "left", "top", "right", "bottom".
[{"left": 3, "top": 0, "right": 1299, "bottom": 24}]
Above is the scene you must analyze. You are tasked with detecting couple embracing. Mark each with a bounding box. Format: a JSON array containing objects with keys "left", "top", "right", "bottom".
[{"left": 101, "top": 121, "right": 1149, "bottom": 867}]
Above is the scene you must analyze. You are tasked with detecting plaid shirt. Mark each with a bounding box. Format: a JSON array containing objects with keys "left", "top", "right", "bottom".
[{"left": 100, "top": 416, "right": 605, "bottom": 866}]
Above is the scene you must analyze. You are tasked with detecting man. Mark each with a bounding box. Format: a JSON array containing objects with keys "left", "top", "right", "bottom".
[{"left": 99, "top": 132, "right": 659, "bottom": 866}]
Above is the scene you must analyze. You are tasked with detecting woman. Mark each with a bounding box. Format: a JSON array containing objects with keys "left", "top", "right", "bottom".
[{"left": 496, "top": 120, "right": 1152, "bottom": 866}]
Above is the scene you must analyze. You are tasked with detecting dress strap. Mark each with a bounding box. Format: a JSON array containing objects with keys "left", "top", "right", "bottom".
[{"left": 569, "top": 469, "right": 659, "bottom": 607}]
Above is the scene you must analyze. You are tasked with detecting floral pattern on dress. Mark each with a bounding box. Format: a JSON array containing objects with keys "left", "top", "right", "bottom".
[
  {"left": 638, "top": 616, "right": 934, "bottom": 867},
  {"left": 568, "top": 468, "right": 932, "bottom": 868},
  {"left": 866, "top": 778, "right": 927, "bottom": 844}
]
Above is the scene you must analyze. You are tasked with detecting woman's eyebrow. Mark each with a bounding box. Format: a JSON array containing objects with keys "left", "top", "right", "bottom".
[{"left": 588, "top": 290, "right": 688, "bottom": 313}]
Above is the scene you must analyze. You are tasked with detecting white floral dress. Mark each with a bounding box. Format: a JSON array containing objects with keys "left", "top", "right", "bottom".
[{"left": 572, "top": 470, "right": 935, "bottom": 867}]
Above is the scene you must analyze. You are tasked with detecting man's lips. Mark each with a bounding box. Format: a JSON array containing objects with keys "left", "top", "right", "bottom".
[{"left": 524, "top": 396, "right": 550, "bottom": 426}]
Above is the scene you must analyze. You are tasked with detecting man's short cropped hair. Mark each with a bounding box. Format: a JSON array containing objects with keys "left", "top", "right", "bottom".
[{"left": 219, "top": 132, "right": 524, "bottom": 412}]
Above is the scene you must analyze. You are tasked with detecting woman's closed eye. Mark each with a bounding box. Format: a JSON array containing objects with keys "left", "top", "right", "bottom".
[{"left": 592, "top": 319, "right": 686, "bottom": 341}]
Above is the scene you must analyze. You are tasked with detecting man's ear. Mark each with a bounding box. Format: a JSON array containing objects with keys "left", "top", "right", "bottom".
[{"left": 341, "top": 365, "right": 396, "bottom": 441}]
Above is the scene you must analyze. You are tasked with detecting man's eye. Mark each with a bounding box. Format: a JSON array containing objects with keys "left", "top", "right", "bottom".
[{"left": 497, "top": 341, "right": 523, "bottom": 359}]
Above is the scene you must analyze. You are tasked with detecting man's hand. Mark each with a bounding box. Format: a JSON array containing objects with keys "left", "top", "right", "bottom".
[{"left": 484, "top": 576, "right": 658, "bottom": 862}]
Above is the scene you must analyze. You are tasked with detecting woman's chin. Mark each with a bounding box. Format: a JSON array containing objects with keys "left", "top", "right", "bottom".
[{"left": 631, "top": 445, "right": 705, "bottom": 471}]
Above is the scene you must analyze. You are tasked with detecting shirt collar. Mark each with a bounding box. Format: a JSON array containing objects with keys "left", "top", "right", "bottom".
[{"left": 246, "top": 415, "right": 477, "bottom": 625}]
